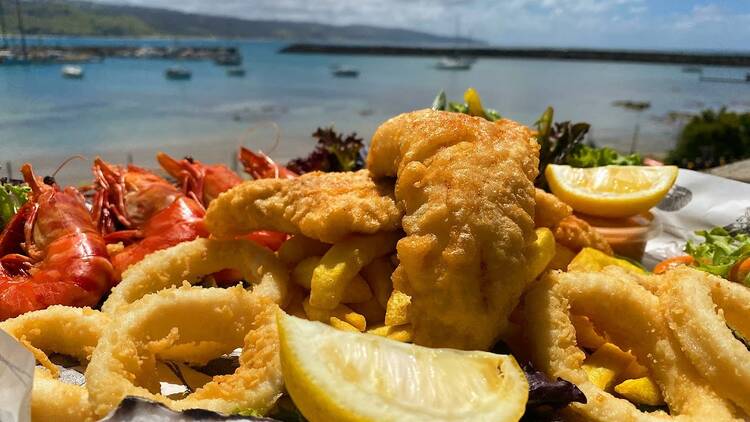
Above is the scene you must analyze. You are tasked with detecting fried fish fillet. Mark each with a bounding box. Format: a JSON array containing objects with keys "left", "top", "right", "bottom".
[
  {"left": 368, "top": 109, "right": 539, "bottom": 350},
  {"left": 535, "top": 188, "right": 572, "bottom": 228},
  {"left": 205, "top": 169, "right": 401, "bottom": 243},
  {"left": 534, "top": 188, "right": 613, "bottom": 255}
]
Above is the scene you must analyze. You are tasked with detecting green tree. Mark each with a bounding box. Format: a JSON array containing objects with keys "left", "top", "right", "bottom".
[{"left": 667, "top": 108, "right": 750, "bottom": 169}]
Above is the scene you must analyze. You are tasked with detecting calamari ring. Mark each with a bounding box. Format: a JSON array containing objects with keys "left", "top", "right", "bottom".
[
  {"left": 86, "top": 285, "right": 283, "bottom": 419},
  {"left": 660, "top": 267, "right": 750, "bottom": 415},
  {"left": 524, "top": 270, "right": 742, "bottom": 421},
  {"left": 0, "top": 306, "right": 109, "bottom": 422},
  {"left": 102, "top": 238, "right": 289, "bottom": 314}
]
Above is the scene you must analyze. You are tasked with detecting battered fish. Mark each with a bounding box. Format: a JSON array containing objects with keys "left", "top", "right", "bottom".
[
  {"left": 205, "top": 170, "right": 401, "bottom": 243},
  {"left": 368, "top": 109, "right": 539, "bottom": 350},
  {"left": 534, "top": 189, "right": 613, "bottom": 255},
  {"left": 553, "top": 215, "right": 613, "bottom": 255},
  {"left": 535, "top": 188, "right": 572, "bottom": 229}
]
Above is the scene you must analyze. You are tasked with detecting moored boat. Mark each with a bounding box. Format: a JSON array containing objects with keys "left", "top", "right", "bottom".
[
  {"left": 61, "top": 65, "right": 84, "bottom": 79},
  {"left": 435, "top": 56, "right": 473, "bottom": 70},
  {"left": 227, "top": 67, "right": 246, "bottom": 77},
  {"left": 165, "top": 66, "right": 192, "bottom": 80},
  {"left": 331, "top": 65, "right": 359, "bottom": 77}
]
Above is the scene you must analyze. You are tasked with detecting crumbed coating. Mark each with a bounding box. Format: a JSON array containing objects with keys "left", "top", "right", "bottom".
[
  {"left": 553, "top": 215, "right": 614, "bottom": 255},
  {"left": 367, "top": 109, "right": 539, "bottom": 350},
  {"left": 534, "top": 188, "right": 572, "bottom": 229},
  {"left": 205, "top": 170, "right": 401, "bottom": 243}
]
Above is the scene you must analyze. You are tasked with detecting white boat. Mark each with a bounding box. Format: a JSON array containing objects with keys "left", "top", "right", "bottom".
[
  {"left": 61, "top": 65, "right": 84, "bottom": 79},
  {"left": 165, "top": 66, "right": 192, "bottom": 80},
  {"left": 331, "top": 65, "right": 359, "bottom": 77},
  {"left": 435, "top": 56, "right": 473, "bottom": 71},
  {"left": 226, "top": 67, "right": 246, "bottom": 77}
]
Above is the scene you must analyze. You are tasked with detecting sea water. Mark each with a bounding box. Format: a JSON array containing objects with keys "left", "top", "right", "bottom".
[{"left": 1, "top": 37, "right": 749, "bottom": 182}]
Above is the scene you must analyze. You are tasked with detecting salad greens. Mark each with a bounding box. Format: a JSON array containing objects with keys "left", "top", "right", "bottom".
[
  {"left": 534, "top": 107, "right": 591, "bottom": 189},
  {"left": 685, "top": 227, "right": 750, "bottom": 284},
  {"left": 566, "top": 144, "right": 643, "bottom": 168},
  {"left": 522, "top": 364, "right": 587, "bottom": 421},
  {"left": 534, "top": 106, "right": 643, "bottom": 188},
  {"left": 0, "top": 181, "right": 31, "bottom": 230},
  {"left": 286, "top": 127, "right": 366, "bottom": 174},
  {"left": 431, "top": 88, "right": 501, "bottom": 122}
]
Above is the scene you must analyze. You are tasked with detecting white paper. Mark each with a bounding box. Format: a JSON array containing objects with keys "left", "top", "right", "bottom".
[
  {"left": 0, "top": 330, "right": 34, "bottom": 422},
  {"left": 645, "top": 169, "right": 750, "bottom": 268}
]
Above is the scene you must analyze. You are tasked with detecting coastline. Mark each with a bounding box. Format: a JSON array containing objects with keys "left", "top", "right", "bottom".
[{"left": 281, "top": 44, "right": 750, "bottom": 67}]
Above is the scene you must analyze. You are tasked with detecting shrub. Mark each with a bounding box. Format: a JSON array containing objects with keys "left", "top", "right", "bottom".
[{"left": 667, "top": 108, "right": 750, "bottom": 169}]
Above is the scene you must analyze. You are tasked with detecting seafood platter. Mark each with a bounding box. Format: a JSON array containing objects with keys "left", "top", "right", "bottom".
[{"left": 1, "top": 89, "right": 750, "bottom": 422}]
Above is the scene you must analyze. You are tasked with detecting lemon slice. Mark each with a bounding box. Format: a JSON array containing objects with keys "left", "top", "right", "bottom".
[
  {"left": 277, "top": 312, "right": 529, "bottom": 422},
  {"left": 545, "top": 164, "right": 678, "bottom": 217}
]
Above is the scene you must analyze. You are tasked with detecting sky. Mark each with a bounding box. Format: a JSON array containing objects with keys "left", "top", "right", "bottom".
[{"left": 93, "top": 0, "right": 750, "bottom": 50}]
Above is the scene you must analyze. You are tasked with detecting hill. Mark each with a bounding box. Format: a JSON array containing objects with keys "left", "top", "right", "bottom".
[{"left": 1, "top": 0, "right": 479, "bottom": 44}]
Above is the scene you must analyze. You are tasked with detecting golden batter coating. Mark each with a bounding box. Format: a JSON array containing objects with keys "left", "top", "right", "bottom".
[
  {"left": 534, "top": 188, "right": 572, "bottom": 229},
  {"left": 368, "top": 109, "right": 539, "bottom": 350},
  {"left": 205, "top": 170, "right": 401, "bottom": 243}
]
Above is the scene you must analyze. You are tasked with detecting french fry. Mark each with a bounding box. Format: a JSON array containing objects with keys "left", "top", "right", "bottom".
[
  {"left": 614, "top": 377, "right": 665, "bottom": 406},
  {"left": 284, "top": 285, "right": 307, "bottom": 319},
  {"left": 361, "top": 256, "right": 394, "bottom": 309},
  {"left": 293, "top": 256, "right": 373, "bottom": 303},
  {"left": 291, "top": 256, "right": 322, "bottom": 289},
  {"left": 303, "top": 297, "right": 366, "bottom": 331},
  {"left": 367, "top": 324, "right": 414, "bottom": 342},
  {"left": 384, "top": 290, "right": 411, "bottom": 326},
  {"left": 310, "top": 232, "right": 399, "bottom": 309},
  {"left": 349, "top": 296, "right": 386, "bottom": 324},
  {"left": 545, "top": 242, "right": 577, "bottom": 271},
  {"left": 278, "top": 235, "right": 330, "bottom": 266},
  {"left": 582, "top": 342, "right": 636, "bottom": 391},
  {"left": 525, "top": 227, "right": 556, "bottom": 282},
  {"left": 329, "top": 317, "right": 361, "bottom": 332}
]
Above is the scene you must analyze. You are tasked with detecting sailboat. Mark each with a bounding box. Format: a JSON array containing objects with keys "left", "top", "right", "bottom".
[
  {"left": 61, "top": 65, "right": 84, "bottom": 78},
  {"left": 434, "top": 17, "right": 475, "bottom": 71},
  {"left": 435, "top": 57, "right": 473, "bottom": 70}
]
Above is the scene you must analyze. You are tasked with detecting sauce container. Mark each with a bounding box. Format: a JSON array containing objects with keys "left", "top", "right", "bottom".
[{"left": 577, "top": 212, "right": 661, "bottom": 262}]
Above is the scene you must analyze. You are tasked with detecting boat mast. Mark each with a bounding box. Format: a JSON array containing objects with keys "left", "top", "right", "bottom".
[
  {"left": 13, "top": 0, "right": 27, "bottom": 60},
  {"left": 0, "top": 0, "right": 8, "bottom": 49}
]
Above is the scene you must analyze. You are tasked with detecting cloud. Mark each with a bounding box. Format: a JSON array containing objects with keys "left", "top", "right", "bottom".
[
  {"left": 90, "top": 0, "right": 750, "bottom": 50},
  {"left": 673, "top": 4, "right": 725, "bottom": 30}
]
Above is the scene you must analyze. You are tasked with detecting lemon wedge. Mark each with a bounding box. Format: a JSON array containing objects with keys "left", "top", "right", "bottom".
[
  {"left": 277, "top": 311, "right": 529, "bottom": 422},
  {"left": 545, "top": 164, "right": 677, "bottom": 218}
]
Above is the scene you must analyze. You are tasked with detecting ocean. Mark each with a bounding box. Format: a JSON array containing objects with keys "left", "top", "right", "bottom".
[{"left": 2, "top": 37, "right": 750, "bottom": 184}]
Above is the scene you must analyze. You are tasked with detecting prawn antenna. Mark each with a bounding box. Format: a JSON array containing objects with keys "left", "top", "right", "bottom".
[
  {"left": 237, "top": 121, "right": 282, "bottom": 154},
  {"left": 52, "top": 155, "right": 87, "bottom": 178}
]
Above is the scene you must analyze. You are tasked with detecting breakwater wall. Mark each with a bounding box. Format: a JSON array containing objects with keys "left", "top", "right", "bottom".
[{"left": 280, "top": 44, "right": 750, "bottom": 67}]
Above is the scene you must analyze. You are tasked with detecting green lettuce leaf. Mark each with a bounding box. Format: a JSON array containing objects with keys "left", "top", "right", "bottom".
[
  {"left": 685, "top": 227, "right": 750, "bottom": 283},
  {"left": 566, "top": 144, "right": 643, "bottom": 168},
  {"left": 0, "top": 182, "right": 31, "bottom": 229},
  {"left": 430, "top": 89, "right": 501, "bottom": 122}
]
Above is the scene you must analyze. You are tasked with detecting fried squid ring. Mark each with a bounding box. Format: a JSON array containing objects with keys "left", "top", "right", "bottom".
[
  {"left": 102, "top": 238, "right": 289, "bottom": 314},
  {"left": 0, "top": 306, "right": 109, "bottom": 422},
  {"left": 85, "top": 285, "right": 283, "bottom": 419},
  {"left": 524, "top": 270, "right": 742, "bottom": 421},
  {"left": 660, "top": 267, "right": 750, "bottom": 415}
]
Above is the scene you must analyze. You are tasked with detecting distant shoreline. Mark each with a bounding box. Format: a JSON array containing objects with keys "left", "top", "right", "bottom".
[{"left": 281, "top": 44, "right": 750, "bottom": 67}]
